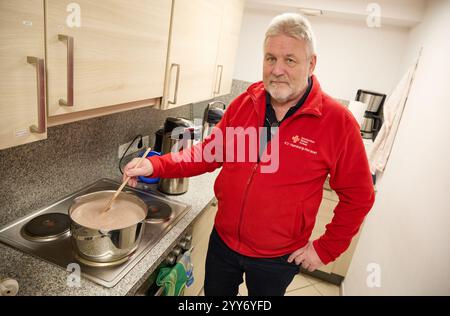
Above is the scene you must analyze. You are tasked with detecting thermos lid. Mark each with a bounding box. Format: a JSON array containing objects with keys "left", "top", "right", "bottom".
[
  {"left": 205, "top": 108, "right": 224, "bottom": 124},
  {"left": 164, "top": 117, "right": 200, "bottom": 140}
]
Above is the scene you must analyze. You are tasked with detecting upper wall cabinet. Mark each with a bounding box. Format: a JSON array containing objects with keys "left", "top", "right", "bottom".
[
  {"left": 45, "top": 0, "right": 171, "bottom": 117},
  {"left": 0, "top": 0, "right": 47, "bottom": 150},
  {"left": 213, "top": 0, "right": 245, "bottom": 98},
  {"left": 161, "top": 0, "right": 244, "bottom": 109},
  {"left": 161, "top": 0, "right": 222, "bottom": 110}
]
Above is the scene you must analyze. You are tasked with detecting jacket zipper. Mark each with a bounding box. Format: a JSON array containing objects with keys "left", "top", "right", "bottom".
[
  {"left": 237, "top": 163, "right": 258, "bottom": 250},
  {"left": 236, "top": 95, "right": 262, "bottom": 250},
  {"left": 236, "top": 111, "right": 288, "bottom": 249}
]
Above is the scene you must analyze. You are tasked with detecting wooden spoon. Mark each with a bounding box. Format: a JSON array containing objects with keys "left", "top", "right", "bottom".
[{"left": 103, "top": 147, "right": 152, "bottom": 212}]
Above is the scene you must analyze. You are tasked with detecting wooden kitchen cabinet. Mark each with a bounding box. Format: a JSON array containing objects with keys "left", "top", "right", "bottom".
[
  {"left": 183, "top": 199, "right": 218, "bottom": 296},
  {"left": 161, "top": 0, "right": 223, "bottom": 110},
  {"left": 161, "top": 0, "right": 244, "bottom": 109},
  {"left": 0, "top": 0, "right": 47, "bottom": 150},
  {"left": 45, "top": 0, "right": 171, "bottom": 117},
  {"left": 212, "top": 0, "right": 245, "bottom": 98}
]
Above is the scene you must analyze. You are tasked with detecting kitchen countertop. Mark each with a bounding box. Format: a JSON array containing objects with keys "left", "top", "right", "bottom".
[{"left": 0, "top": 169, "right": 219, "bottom": 296}]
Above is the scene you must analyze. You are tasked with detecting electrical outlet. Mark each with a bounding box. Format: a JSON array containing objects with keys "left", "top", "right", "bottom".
[{"left": 118, "top": 135, "right": 150, "bottom": 159}]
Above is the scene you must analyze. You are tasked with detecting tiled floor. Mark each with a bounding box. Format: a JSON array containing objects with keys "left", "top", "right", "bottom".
[{"left": 238, "top": 273, "right": 340, "bottom": 296}]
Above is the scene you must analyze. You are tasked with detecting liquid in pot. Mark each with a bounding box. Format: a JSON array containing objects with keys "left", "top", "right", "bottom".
[{"left": 70, "top": 195, "right": 146, "bottom": 231}]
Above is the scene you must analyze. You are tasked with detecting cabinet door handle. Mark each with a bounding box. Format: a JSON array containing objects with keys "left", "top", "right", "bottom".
[
  {"left": 58, "top": 34, "right": 74, "bottom": 107},
  {"left": 168, "top": 63, "right": 181, "bottom": 105},
  {"left": 214, "top": 65, "right": 224, "bottom": 95},
  {"left": 27, "top": 57, "right": 46, "bottom": 134}
]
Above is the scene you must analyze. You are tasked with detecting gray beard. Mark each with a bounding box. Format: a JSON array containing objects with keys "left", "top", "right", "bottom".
[{"left": 267, "top": 87, "right": 292, "bottom": 104}]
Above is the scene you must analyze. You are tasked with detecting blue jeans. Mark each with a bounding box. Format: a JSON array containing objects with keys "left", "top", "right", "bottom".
[{"left": 204, "top": 227, "right": 300, "bottom": 296}]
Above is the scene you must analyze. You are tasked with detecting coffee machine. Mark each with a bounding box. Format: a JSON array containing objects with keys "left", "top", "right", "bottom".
[{"left": 357, "top": 90, "right": 387, "bottom": 141}]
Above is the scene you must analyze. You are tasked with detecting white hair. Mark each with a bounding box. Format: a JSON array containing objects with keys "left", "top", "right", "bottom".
[{"left": 265, "top": 13, "right": 317, "bottom": 57}]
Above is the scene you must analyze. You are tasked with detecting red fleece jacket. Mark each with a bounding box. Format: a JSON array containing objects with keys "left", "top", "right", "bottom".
[{"left": 149, "top": 76, "right": 375, "bottom": 264}]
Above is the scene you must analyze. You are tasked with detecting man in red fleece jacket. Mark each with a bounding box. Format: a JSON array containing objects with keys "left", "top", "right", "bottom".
[{"left": 124, "top": 13, "right": 375, "bottom": 296}]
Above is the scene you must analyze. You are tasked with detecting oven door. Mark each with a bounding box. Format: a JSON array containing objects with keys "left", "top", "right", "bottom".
[
  {"left": 135, "top": 230, "right": 192, "bottom": 296},
  {"left": 135, "top": 265, "right": 164, "bottom": 296},
  {"left": 135, "top": 259, "right": 189, "bottom": 296}
]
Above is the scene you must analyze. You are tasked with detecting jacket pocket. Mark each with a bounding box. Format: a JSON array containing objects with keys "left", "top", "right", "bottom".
[
  {"left": 213, "top": 169, "right": 224, "bottom": 200},
  {"left": 292, "top": 202, "right": 306, "bottom": 239}
]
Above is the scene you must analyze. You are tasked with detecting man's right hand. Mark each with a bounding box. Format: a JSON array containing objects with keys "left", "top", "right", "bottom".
[{"left": 123, "top": 158, "right": 154, "bottom": 187}]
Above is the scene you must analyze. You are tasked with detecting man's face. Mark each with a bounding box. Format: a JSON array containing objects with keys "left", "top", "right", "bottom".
[{"left": 263, "top": 34, "right": 316, "bottom": 105}]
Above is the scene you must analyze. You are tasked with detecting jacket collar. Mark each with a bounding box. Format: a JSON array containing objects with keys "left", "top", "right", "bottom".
[{"left": 247, "top": 75, "right": 323, "bottom": 119}]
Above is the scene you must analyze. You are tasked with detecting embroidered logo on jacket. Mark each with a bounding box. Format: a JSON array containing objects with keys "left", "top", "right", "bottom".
[{"left": 285, "top": 135, "right": 318, "bottom": 155}]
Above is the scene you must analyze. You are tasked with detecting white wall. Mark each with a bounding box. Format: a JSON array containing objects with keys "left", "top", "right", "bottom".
[
  {"left": 343, "top": 0, "right": 450, "bottom": 295},
  {"left": 233, "top": 8, "right": 410, "bottom": 101},
  {"left": 309, "top": 16, "right": 408, "bottom": 101}
]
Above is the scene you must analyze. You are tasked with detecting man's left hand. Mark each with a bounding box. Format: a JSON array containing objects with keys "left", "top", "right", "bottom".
[{"left": 287, "top": 241, "right": 324, "bottom": 272}]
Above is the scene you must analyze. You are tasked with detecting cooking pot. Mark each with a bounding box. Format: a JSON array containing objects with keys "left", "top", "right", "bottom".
[{"left": 68, "top": 190, "right": 148, "bottom": 264}]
